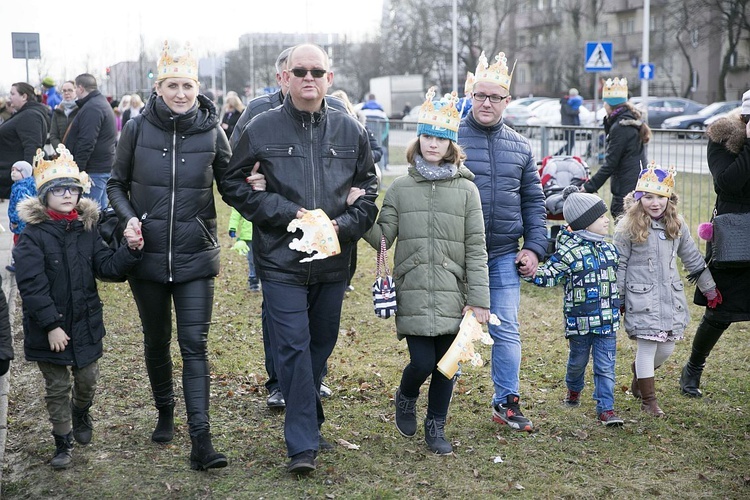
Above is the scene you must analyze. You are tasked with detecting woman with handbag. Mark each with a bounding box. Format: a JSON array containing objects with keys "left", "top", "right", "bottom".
[
  {"left": 107, "top": 41, "right": 230, "bottom": 470},
  {"left": 679, "top": 91, "right": 750, "bottom": 398},
  {"left": 362, "top": 88, "right": 490, "bottom": 455}
]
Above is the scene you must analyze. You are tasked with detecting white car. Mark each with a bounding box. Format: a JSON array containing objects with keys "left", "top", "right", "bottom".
[
  {"left": 503, "top": 97, "right": 555, "bottom": 128},
  {"left": 525, "top": 99, "right": 600, "bottom": 128}
]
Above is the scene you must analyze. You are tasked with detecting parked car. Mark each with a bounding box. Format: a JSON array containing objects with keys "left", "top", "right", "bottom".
[
  {"left": 525, "top": 99, "right": 599, "bottom": 128},
  {"left": 630, "top": 96, "right": 705, "bottom": 127},
  {"left": 402, "top": 105, "right": 421, "bottom": 122},
  {"left": 703, "top": 106, "right": 741, "bottom": 128},
  {"left": 503, "top": 97, "right": 554, "bottom": 128},
  {"left": 661, "top": 100, "right": 741, "bottom": 138}
]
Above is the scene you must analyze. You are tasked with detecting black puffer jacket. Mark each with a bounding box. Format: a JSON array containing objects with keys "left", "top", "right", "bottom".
[
  {"left": 693, "top": 114, "right": 750, "bottom": 322},
  {"left": 0, "top": 100, "right": 50, "bottom": 198},
  {"left": 14, "top": 198, "right": 141, "bottom": 367},
  {"left": 66, "top": 90, "right": 117, "bottom": 174},
  {"left": 221, "top": 96, "right": 379, "bottom": 285},
  {"left": 583, "top": 106, "right": 648, "bottom": 216},
  {"left": 107, "top": 93, "right": 231, "bottom": 283}
]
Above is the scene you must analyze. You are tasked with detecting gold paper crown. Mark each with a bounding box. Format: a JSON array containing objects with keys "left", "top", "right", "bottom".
[
  {"left": 635, "top": 161, "right": 676, "bottom": 198},
  {"left": 33, "top": 144, "right": 91, "bottom": 193},
  {"left": 602, "top": 77, "right": 628, "bottom": 100},
  {"left": 417, "top": 87, "right": 461, "bottom": 133},
  {"left": 157, "top": 41, "right": 198, "bottom": 82},
  {"left": 466, "top": 51, "right": 514, "bottom": 91}
]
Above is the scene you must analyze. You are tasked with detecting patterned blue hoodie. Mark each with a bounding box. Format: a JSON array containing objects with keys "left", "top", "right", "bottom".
[
  {"left": 526, "top": 227, "right": 620, "bottom": 337},
  {"left": 8, "top": 176, "right": 37, "bottom": 235}
]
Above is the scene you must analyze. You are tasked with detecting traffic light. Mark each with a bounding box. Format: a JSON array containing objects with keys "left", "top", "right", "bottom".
[
  {"left": 105, "top": 67, "right": 111, "bottom": 77},
  {"left": 147, "top": 69, "right": 154, "bottom": 80}
]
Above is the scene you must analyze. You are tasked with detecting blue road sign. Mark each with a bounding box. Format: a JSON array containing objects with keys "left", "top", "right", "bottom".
[
  {"left": 639, "top": 63, "right": 655, "bottom": 80},
  {"left": 585, "top": 42, "right": 613, "bottom": 72}
]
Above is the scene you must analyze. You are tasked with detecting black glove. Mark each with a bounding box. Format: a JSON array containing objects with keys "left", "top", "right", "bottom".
[{"left": 0, "top": 359, "right": 10, "bottom": 376}]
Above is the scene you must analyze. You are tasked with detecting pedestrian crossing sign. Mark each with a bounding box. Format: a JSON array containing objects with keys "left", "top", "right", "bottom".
[{"left": 585, "top": 42, "right": 613, "bottom": 72}]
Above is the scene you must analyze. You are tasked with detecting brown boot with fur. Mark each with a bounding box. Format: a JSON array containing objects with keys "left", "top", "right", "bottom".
[{"left": 637, "top": 377, "right": 665, "bottom": 417}]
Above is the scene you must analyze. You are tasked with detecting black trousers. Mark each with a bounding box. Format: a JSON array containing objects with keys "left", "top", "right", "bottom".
[
  {"left": 401, "top": 334, "right": 457, "bottom": 419},
  {"left": 129, "top": 277, "right": 215, "bottom": 437}
]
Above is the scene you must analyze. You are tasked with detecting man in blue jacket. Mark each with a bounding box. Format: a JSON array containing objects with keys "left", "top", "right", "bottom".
[{"left": 459, "top": 51, "right": 547, "bottom": 432}]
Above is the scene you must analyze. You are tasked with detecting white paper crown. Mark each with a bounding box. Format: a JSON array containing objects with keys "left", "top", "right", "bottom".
[
  {"left": 636, "top": 161, "right": 676, "bottom": 198},
  {"left": 157, "top": 40, "right": 198, "bottom": 82},
  {"left": 602, "top": 77, "right": 628, "bottom": 100},
  {"left": 33, "top": 144, "right": 91, "bottom": 193},
  {"left": 466, "top": 51, "right": 514, "bottom": 92}
]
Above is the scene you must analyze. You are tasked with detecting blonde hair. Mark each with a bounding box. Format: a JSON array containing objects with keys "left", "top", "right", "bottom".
[
  {"left": 130, "top": 93, "right": 144, "bottom": 109},
  {"left": 615, "top": 191, "right": 682, "bottom": 243},
  {"left": 405, "top": 136, "right": 466, "bottom": 166},
  {"left": 224, "top": 94, "right": 246, "bottom": 113}
]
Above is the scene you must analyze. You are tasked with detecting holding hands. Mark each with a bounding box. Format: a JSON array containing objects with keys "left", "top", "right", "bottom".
[{"left": 124, "top": 217, "right": 144, "bottom": 250}]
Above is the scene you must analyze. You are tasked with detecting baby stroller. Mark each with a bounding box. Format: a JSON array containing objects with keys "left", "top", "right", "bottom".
[{"left": 537, "top": 155, "right": 591, "bottom": 257}]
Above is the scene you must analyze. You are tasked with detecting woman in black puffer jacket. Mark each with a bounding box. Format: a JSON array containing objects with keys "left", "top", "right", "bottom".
[
  {"left": 582, "top": 81, "right": 651, "bottom": 218},
  {"left": 107, "top": 42, "right": 231, "bottom": 471}
]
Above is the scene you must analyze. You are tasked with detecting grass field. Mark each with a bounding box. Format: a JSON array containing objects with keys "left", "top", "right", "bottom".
[{"left": 2, "top": 171, "right": 748, "bottom": 499}]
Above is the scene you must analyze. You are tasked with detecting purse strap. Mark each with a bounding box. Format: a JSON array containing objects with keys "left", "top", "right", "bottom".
[{"left": 376, "top": 236, "right": 390, "bottom": 277}]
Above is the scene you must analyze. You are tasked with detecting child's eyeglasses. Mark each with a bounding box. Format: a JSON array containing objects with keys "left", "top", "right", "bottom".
[
  {"left": 290, "top": 68, "right": 327, "bottom": 78},
  {"left": 49, "top": 186, "right": 82, "bottom": 197}
]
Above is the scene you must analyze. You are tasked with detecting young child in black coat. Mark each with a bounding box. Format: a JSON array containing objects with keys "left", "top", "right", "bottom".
[{"left": 13, "top": 146, "right": 143, "bottom": 469}]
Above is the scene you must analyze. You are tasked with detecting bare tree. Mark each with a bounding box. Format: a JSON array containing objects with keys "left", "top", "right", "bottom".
[{"left": 702, "top": 0, "right": 750, "bottom": 100}]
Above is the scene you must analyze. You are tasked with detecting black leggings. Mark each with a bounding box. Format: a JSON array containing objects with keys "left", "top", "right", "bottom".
[
  {"left": 400, "top": 334, "right": 456, "bottom": 419},
  {"left": 129, "top": 277, "right": 215, "bottom": 437},
  {"left": 690, "top": 316, "right": 731, "bottom": 364}
]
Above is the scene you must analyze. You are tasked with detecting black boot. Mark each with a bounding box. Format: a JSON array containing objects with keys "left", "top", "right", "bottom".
[
  {"left": 50, "top": 431, "right": 74, "bottom": 469},
  {"left": 680, "top": 361, "right": 705, "bottom": 398},
  {"left": 151, "top": 404, "right": 175, "bottom": 443},
  {"left": 394, "top": 388, "right": 418, "bottom": 437},
  {"left": 71, "top": 402, "right": 93, "bottom": 445},
  {"left": 189, "top": 432, "right": 228, "bottom": 471},
  {"left": 680, "top": 317, "right": 728, "bottom": 398},
  {"left": 424, "top": 416, "right": 452, "bottom": 455}
]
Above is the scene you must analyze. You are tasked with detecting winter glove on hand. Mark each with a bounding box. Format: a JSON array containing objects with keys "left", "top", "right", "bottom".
[
  {"left": 232, "top": 240, "right": 249, "bottom": 256},
  {"left": 704, "top": 288, "right": 723, "bottom": 309},
  {"left": 228, "top": 230, "right": 236, "bottom": 238}
]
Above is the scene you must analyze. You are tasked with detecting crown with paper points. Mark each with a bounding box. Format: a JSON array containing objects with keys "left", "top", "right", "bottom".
[
  {"left": 635, "top": 161, "right": 676, "bottom": 198},
  {"left": 466, "top": 51, "right": 515, "bottom": 91},
  {"left": 602, "top": 77, "right": 629, "bottom": 101},
  {"left": 33, "top": 144, "right": 91, "bottom": 193},
  {"left": 417, "top": 87, "right": 461, "bottom": 142},
  {"left": 157, "top": 40, "right": 198, "bottom": 82}
]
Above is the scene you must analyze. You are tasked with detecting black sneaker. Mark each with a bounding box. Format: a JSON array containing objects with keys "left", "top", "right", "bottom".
[
  {"left": 492, "top": 395, "right": 533, "bottom": 432},
  {"left": 287, "top": 450, "right": 316, "bottom": 474},
  {"left": 318, "top": 432, "right": 334, "bottom": 452},
  {"left": 394, "top": 388, "right": 418, "bottom": 437}
]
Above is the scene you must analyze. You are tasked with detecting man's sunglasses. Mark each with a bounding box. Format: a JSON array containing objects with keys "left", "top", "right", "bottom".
[{"left": 290, "top": 68, "right": 327, "bottom": 78}]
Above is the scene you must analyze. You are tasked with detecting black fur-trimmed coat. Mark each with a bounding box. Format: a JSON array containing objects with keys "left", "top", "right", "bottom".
[
  {"left": 13, "top": 197, "right": 141, "bottom": 367},
  {"left": 693, "top": 114, "right": 750, "bottom": 322}
]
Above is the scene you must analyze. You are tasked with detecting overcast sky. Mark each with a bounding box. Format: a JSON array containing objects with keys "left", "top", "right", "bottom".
[{"left": 2, "top": 0, "right": 383, "bottom": 92}]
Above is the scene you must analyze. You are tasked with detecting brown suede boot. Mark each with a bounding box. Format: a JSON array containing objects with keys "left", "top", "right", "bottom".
[
  {"left": 630, "top": 362, "right": 641, "bottom": 400},
  {"left": 637, "top": 377, "right": 665, "bottom": 417}
]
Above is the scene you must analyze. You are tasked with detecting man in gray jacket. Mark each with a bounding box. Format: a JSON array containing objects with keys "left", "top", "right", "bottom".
[
  {"left": 221, "top": 44, "right": 378, "bottom": 474},
  {"left": 459, "top": 51, "right": 547, "bottom": 433}
]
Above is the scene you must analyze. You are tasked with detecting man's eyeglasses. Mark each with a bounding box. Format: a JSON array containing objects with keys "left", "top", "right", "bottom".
[
  {"left": 473, "top": 93, "right": 510, "bottom": 104},
  {"left": 62, "top": 89, "right": 75, "bottom": 93},
  {"left": 49, "top": 186, "right": 82, "bottom": 197},
  {"left": 290, "top": 68, "right": 327, "bottom": 78}
]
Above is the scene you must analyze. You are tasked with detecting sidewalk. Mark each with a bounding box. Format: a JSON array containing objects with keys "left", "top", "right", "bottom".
[{"left": 0, "top": 202, "right": 16, "bottom": 486}]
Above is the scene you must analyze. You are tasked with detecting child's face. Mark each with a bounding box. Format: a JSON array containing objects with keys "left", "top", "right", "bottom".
[
  {"left": 45, "top": 186, "right": 81, "bottom": 214},
  {"left": 586, "top": 213, "right": 610, "bottom": 235},
  {"left": 10, "top": 168, "right": 22, "bottom": 182},
  {"left": 639, "top": 193, "right": 668, "bottom": 218},
  {"left": 419, "top": 134, "right": 451, "bottom": 165}
]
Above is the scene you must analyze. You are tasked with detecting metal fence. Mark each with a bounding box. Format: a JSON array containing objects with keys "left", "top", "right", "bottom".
[{"left": 388, "top": 122, "right": 716, "bottom": 232}]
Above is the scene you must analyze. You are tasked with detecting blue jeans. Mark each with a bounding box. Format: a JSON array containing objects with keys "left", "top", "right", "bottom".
[
  {"left": 566, "top": 334, "right": 617, "bottom": 414},
  {"left": 86, "top": 173, "right": 110, "bottom": 208},
  {"left": 488, "top": 253, "right": 522, "bottom": 406}
]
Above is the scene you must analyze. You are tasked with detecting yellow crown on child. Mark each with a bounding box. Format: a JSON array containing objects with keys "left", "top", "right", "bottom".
[
  {"left": 417, "top": 87, "right": 461, "bottom": 137},
  {"left": 33, "top": 144, "right": 91, "bottom": 193},
  {"left": 466, "top": 51, "right": 514, "bottom": 91},
  {"left": 635, "top": 161, "right": 676, "bottom": 198},
  {"left": 602, "top": 77, "right": 628, "bottom": 100},
  {"left": 157, "top": 40, "right": 198, "bottom": 82}
]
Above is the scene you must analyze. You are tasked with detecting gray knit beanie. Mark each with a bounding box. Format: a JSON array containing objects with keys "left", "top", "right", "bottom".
[{"left": 562, "top": 186, "right": 608, "bottom": 230}]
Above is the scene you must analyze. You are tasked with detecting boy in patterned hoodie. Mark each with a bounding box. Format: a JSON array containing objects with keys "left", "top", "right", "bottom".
[{"left": 525, "top": 186, "right": 624, "bottom": 426}]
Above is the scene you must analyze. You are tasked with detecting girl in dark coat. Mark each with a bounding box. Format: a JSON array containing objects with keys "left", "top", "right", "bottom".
[
  {"left": 107, "top": 41, "right": 231, "bottom": 471},
  {"left": 582, "top": 77, "right": 651, "bottom": 218},
  {"left": 14, "top": 146, "right": 142, "bottom": 469},
  {"left": 680, "top": 100, "right": 750, "bottom": 398}
]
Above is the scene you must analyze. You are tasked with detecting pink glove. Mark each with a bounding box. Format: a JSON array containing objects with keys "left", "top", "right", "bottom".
[{"left": 704, "top": 288, "right": 722, "bottom": 309}]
